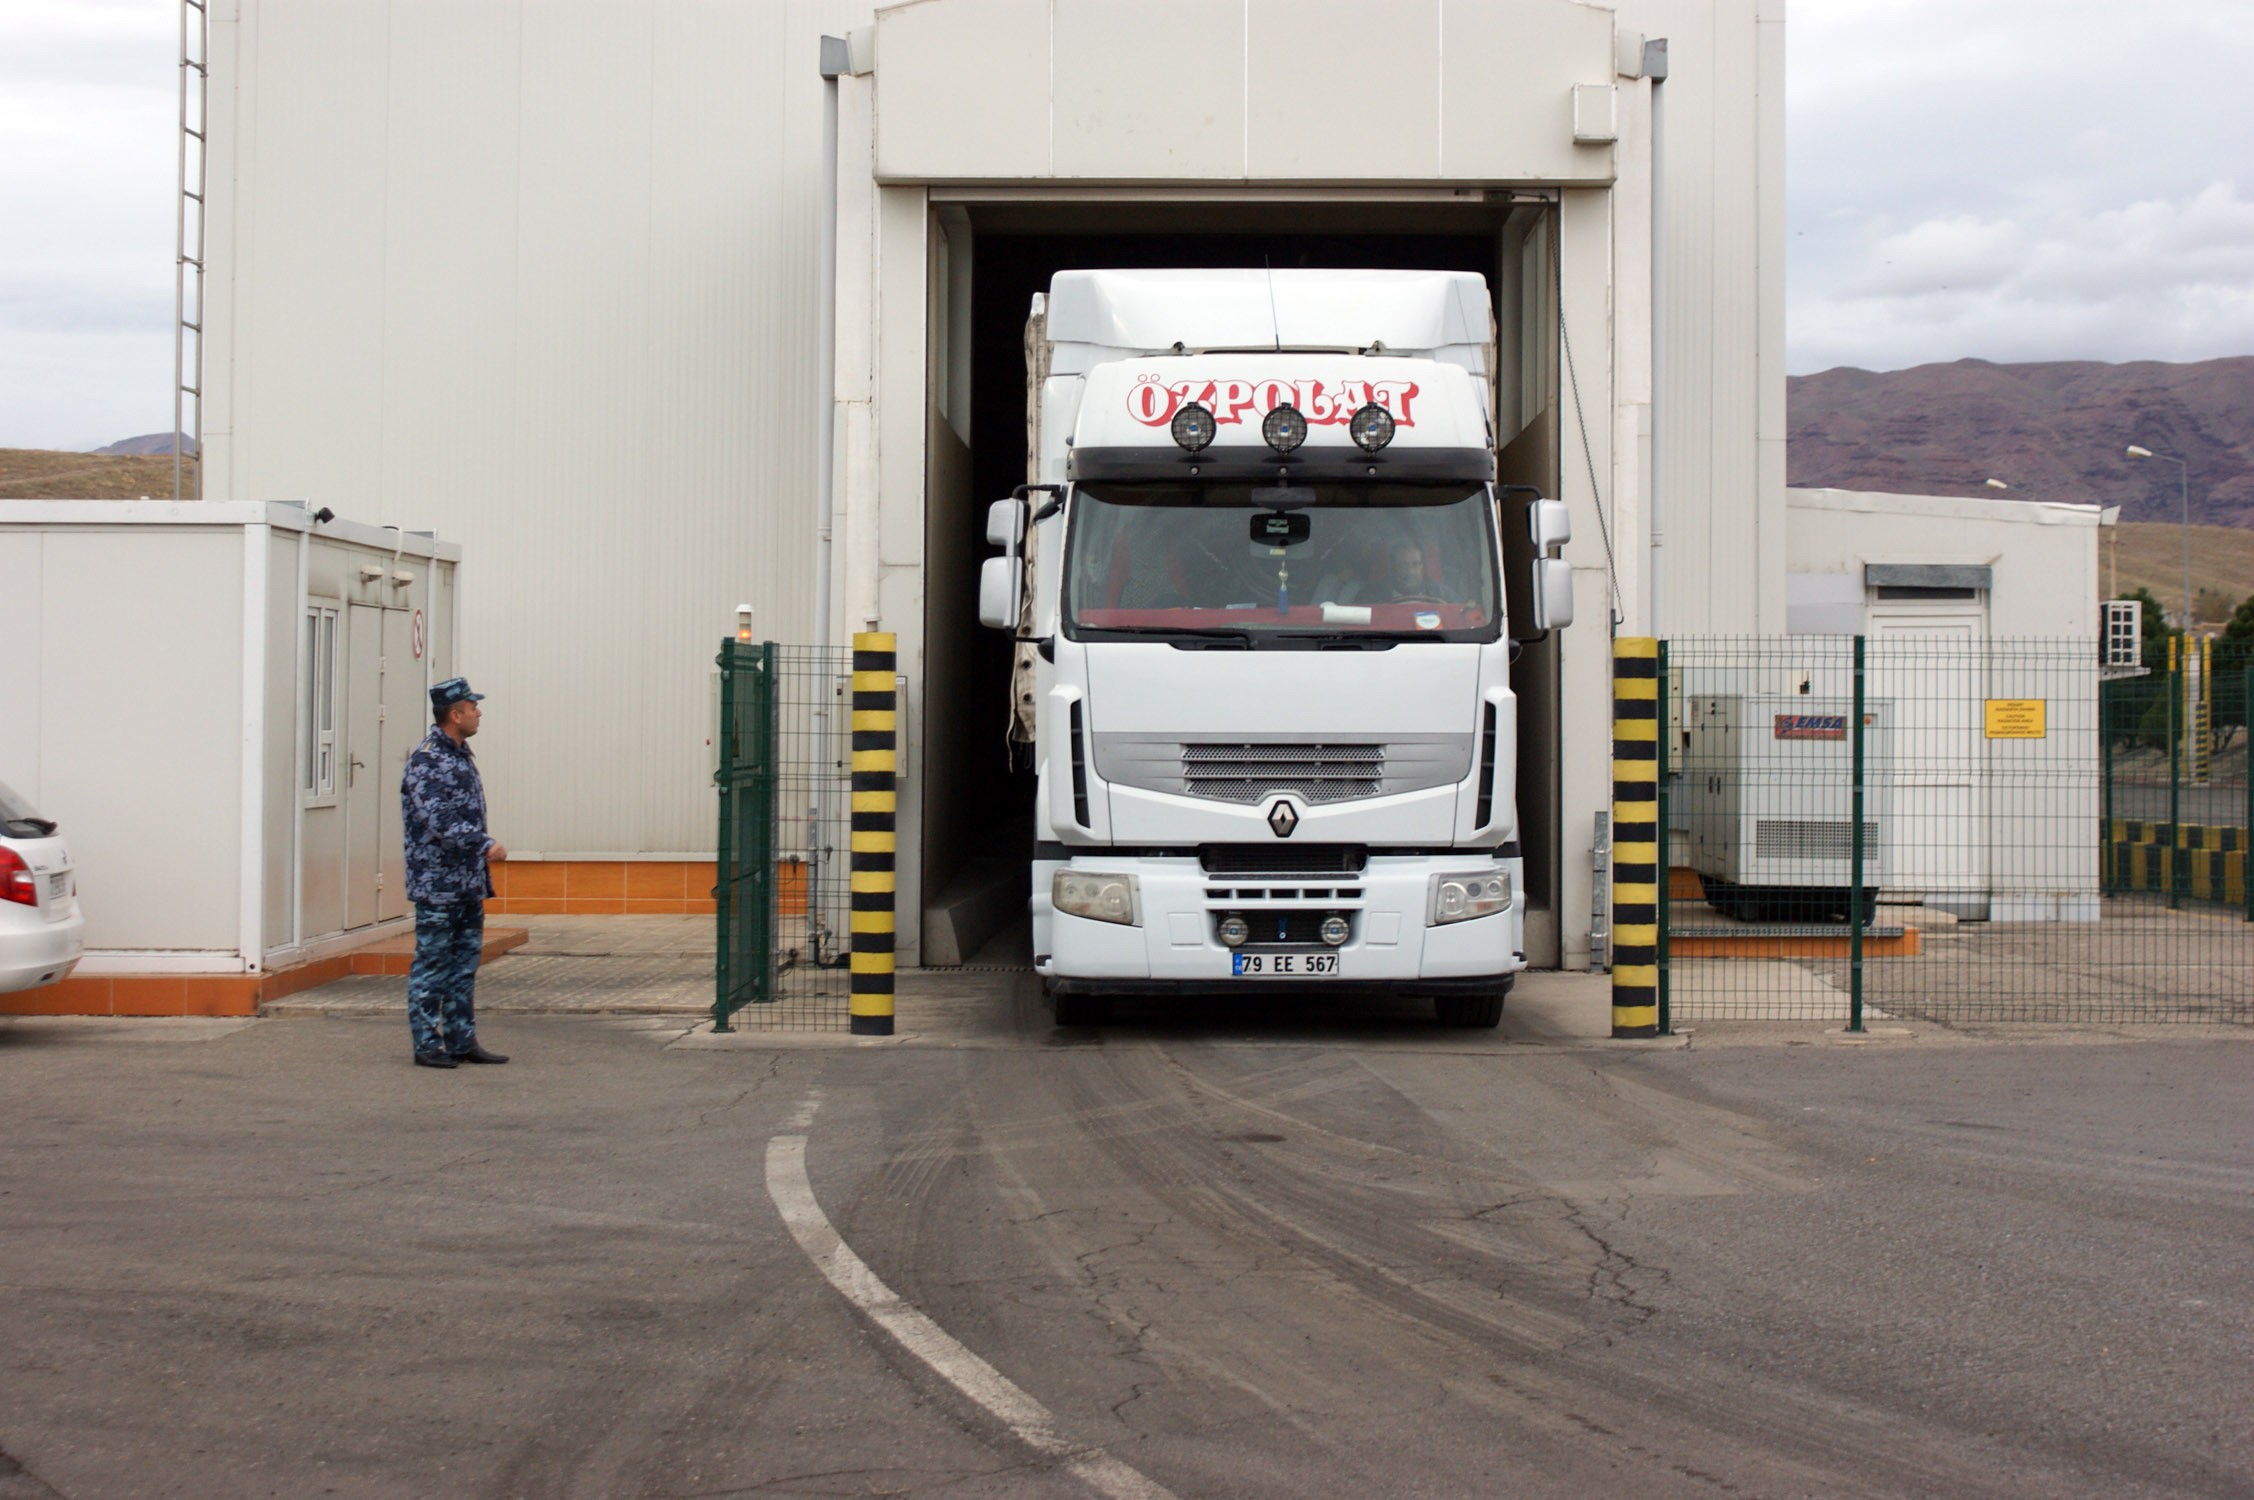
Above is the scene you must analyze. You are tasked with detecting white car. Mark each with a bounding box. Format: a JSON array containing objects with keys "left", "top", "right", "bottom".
[{"left": 0, "top": 779, "right": 84, "bottom": 994}]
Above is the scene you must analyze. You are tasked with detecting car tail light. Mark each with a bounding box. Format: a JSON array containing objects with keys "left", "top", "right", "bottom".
[{"left": 0, "top": 847, "right": 36, "bottom": 907}]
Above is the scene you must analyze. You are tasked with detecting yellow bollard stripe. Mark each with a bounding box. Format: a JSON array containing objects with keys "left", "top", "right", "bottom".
[
  {"left": 850, "top": 909, "right": 896, "bottom": 934},
  {"left": 850, "top": 869, "right": 896, "bottom": 894},
  {"left": 1613, "top": 964, "right": 1658, "bottom": 988},
  {"left": 850, "top": 951, "right": 896, "bottom": 974},
  {"left": 1615, "top": 677, "right": 1657, "bottom": 700},
  {"left": 851, "top": 710, "right": 897, "bottom": 732},
  {"left": 849, "top": 830, "right": 897, "bottom": 853},
  {"left": 851, "top": 749, "right": 898, "bottom": 773},
  {"left": 851, "top": 670, "right": 895, "bottom": 693},
  {"left": 851, "top": 791, "right": 897, "bottom": 813}
]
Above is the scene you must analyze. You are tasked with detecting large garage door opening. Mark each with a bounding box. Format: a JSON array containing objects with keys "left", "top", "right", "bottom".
[{"left": 919, "top": 198, "right": 1570, "bottom": 968}]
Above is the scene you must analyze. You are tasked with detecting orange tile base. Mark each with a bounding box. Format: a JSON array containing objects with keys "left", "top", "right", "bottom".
[
  {"left": 1671, "top": 928, "right": 1922, "bottom": 959},
  {"left": 484, "top": 860, "right": 719, "bottom": 917},
  {"left": 3, "top": 927, "right": 530, "bottom": 1018}
]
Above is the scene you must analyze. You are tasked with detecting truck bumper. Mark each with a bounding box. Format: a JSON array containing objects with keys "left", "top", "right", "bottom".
[{"left": 1033, "top": 853, "right": 1524, "bottom": 993}]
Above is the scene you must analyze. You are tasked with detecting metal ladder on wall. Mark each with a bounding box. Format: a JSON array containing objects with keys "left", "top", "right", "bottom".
[{"left": 173, "top": 0, "right": 208, "bottom": 500}]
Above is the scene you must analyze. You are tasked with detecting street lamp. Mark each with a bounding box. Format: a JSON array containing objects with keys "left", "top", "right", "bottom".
[{"left": 2127, "top": 444, "right": 2191, "bottom": 630}]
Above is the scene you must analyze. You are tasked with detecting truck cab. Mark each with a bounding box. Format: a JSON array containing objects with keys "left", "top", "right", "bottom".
[{"left": 979, "top": 270, "right": 1572, "bottom": 1026}]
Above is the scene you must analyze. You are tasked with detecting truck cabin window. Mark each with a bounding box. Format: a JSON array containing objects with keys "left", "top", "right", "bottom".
[{"left": 1063, "top": 481, "right": 1501, "bottom": 643}]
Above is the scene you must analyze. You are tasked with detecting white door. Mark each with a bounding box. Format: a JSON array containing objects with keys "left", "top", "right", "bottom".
[
  {"left": 1869, "top": 608, "right": 1987, "bottom": 907},
  {"left": 378, "top": 608, "right": 414, "bottom": 922},
  {"left": 343, "top": 604, "right": 385, "bottom": 929}
]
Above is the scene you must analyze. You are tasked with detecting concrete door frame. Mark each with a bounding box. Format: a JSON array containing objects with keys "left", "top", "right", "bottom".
[{"left": 841, "top": 181, "right": 1620, "bottom": 969}]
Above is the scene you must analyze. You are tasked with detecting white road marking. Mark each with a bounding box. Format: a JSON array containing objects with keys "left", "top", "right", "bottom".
[{"left": 765, "top": 1127, "right": 1174, "bottom": 1500}]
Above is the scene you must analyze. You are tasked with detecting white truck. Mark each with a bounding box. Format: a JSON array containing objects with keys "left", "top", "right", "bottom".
[{"left": 978, "top": 269, "right": 1573, "bottom": 1027}]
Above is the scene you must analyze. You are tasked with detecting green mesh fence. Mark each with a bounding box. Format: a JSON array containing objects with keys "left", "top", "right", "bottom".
[
  {"left": 1657, "top": 637, "right": 2251, "bottom": 1027},
  {"left": 714, "top": 642, "right": 855, "bottom": 1031}
]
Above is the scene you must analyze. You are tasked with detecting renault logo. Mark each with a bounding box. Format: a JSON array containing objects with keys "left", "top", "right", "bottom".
[{"left": 1266, "top": 799, "right": 1300, "bottom": 838}]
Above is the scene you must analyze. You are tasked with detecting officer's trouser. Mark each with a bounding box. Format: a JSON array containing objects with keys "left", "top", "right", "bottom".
[{"left": 407, "top": 901, "right": 484, "bottom": 1056}]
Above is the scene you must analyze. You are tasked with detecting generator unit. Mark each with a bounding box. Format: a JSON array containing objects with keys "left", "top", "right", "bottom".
[{"left": 1679, "top": 694, "right": 1893, "bottom": 923}]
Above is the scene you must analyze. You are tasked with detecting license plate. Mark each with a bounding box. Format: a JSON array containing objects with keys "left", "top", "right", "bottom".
[
  {"left": 45, "top": 872, "right": 67, "bottom": 902},
  {"left": 1231, "top": 952, "right": 1340, "bottom": 978}
]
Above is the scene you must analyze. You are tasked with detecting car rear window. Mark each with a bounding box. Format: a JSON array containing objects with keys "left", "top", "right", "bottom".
[{"left": 0, "top": 779, "right": 55, "bottom": 838}]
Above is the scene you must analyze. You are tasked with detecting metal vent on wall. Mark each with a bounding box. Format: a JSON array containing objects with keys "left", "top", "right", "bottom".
[{"left": 1754, "top": 819, "right": 1881, "bottom": 862}]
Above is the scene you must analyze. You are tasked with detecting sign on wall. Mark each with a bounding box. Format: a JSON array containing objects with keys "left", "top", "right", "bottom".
[{"left": 1983, "top": 699, "right": 2046, "bottom": 739}]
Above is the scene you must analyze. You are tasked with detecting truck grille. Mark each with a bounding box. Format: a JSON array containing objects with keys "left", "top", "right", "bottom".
[
  {"left": 1201, "top": 844, "right": 1367, "bottom": 875},
  {"left": 1181, "top": 743, "right": 1384, "bottom": 804}
]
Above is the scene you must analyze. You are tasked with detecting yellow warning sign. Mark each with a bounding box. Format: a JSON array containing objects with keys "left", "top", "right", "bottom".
[{"left": 1984, "top": 699, "right": 2046, "bottom": 739}]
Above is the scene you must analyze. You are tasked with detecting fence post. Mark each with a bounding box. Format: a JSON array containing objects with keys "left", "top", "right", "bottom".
[
  {"left": 2245, "top": 666, "right": 2252, "bottom": 923},
  {"left": 2100, "top": 679, "right": 2114, "bottom": 891},
  {"left": 1848, "top": 634, "right": 1866, "bottom": 1034},
  {"left": 1610, "top": 637, "right": 1661, "bottom": 1039},
  {"left": 1656, "top": 639, "right": 1672, "bottom": 1036},
  {"left": 848, "top": 631, "right": 898, "bottom": 1037},
  {"left": 713, "top": 640, "right": 737, "bottom": 1033},
  {"left": 2168, "top": 639, "right": 2181, "bottom": 910}
]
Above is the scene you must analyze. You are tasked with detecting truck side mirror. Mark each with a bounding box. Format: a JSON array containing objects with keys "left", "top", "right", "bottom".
[
  {"left": 978, "top": 556, "right": 1022, "bottom": 631},
  {"left": 1529, "top": 498, "right": 1572, "bottom": 552},
  {"left": 986, "top": 498, "right": 1024, "bottom": 552},
  {"left": 1530, "top": 557, "right": 1575, "bottom": 633}
]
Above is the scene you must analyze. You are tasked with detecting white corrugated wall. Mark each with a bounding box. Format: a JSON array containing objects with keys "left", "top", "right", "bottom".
[{"left": 205, "top": 0, "right": 870, "bottom": 855}]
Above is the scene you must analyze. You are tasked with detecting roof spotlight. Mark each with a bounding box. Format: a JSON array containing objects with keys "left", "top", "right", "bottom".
[
  {"left": 1261, "top": 404, "right": 1308, "bottom": 454},
  {"left": 1171, "top": 402, "right": 1217, "bottom": 453},
  {"left": 1348, "top": 402, "right": 1396, "bottom": 453}
]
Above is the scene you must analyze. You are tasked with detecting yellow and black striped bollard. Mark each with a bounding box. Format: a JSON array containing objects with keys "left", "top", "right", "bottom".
[
  {"left": 1611, "top": 638, "right": 1661, "bottom": 1038},
  {"left": 849, "top": 632, "right": 897, "bottom": 1036}
]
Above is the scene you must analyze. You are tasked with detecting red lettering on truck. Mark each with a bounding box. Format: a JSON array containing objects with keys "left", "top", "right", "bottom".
[{"left": 1127, "top": 377, "right": 1419, "bottom": 428}]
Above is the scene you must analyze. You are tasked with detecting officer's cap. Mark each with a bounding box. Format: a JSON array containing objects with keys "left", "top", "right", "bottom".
[{"left": 430, "top": 677, "right": 486, "bottom": 713}]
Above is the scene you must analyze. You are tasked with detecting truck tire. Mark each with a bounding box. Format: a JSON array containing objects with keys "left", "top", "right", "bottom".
[
  {"left": 1434, "top": 985, "right": 1507, "bottom": 1029},
  {"left": 1052, "top": 988, "right": 1110, "bottom": 1028}
]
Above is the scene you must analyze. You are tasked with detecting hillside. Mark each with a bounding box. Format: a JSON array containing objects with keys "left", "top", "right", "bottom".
[
  {"left": 0, "top": 448, "right": 197, "bottom": 500},
  {"left": 1788, "top": 356, "right": 2254, "bottom": 528}
]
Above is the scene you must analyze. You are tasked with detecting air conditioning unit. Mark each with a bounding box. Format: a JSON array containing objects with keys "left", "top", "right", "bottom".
[{"left": 1680, "top": 694, "right": 1893, "bottom": 923}]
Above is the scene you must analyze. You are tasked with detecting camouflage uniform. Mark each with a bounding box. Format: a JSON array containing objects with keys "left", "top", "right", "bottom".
[{"left": 401, "top": 723, "right": 494, "bottom": 1056}]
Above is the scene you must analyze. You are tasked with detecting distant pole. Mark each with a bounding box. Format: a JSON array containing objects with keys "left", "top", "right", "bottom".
[{"left": 2127, "top": 445, "right": 2192, "bottom": 630}]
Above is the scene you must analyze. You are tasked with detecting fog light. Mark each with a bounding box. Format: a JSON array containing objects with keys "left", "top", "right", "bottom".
[
  {"left": 1348, "top": 402, "right": 1396, "bottom": 453},
  {"left": 1053, "top": 871, "right": 1140, "bottom": 926},
  {"left": 1429, "top": 869, "right": 1512, "bottom": 926},
  {"left": 1217, "top": 914, "right": 1250, "bottom": 948},
  {"left": 1171, "top": 402, "right": 1216, "bottom": 453},
  {"left": 1261, "top": 404, "right": 1307, "bottom": 454},
  {"left": 1319, "top": 914, "right": 1350, "bottom": 946}
]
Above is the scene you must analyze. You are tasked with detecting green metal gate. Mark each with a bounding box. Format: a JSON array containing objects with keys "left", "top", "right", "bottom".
[
  {"left": 714, "top": 639, "right": 778, "bottom": 1025},
  {"left": 712, "top": 641, "right": 857, "bottom": 1031}
]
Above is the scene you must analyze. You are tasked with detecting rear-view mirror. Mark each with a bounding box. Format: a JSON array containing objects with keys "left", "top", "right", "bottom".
[
  {"left": 1529, "top": 498, "right": 1572, "bottom": 553},
  {"left": 978, "top": 556, "right": 1022, "bottom": 631},
  {"left": 1531, "top": 557, "right": 1575, "bottom": 633},
  {"left": 1250, "top": 511, "right": 1312, "bottom": 547},
  {"left": 986, "top": 498, "right": 1024, "bottom": 551}
]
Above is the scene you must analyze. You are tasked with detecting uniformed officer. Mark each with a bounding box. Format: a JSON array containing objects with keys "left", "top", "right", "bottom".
[{"left": 400, "top": 677, "right": 509, "bottom": 1068}]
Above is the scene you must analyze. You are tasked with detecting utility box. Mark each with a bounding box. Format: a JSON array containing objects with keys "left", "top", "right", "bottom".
[{"left": 1680, "top": 694, "right": 1893, "bottom": 922}]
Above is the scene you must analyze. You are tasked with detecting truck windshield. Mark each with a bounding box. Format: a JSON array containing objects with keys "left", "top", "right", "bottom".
[{"left": 1063, "top": 481, "right": 1500, "bottom": 644}]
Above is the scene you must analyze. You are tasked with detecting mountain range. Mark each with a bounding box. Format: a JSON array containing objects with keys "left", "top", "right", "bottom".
[{"left": 1787, "top": 356, "right": 2254, "bottom": 527}]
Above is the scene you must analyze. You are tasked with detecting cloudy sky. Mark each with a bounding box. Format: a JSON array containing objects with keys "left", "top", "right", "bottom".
[{"left": 1, "top": 0, "right": 2251, "bottom": 448}]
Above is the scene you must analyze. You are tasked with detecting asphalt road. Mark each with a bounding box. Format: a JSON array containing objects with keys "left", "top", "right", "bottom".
[{"left": 1, "top": 1005, "right": 2248, "bottom": 1498}]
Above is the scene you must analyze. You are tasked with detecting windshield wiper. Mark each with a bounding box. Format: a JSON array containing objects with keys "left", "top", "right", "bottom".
[
  {"left": 1156, "top": 627, "right": 1253, "bottom": 649},
  {"left": 1273, "top": 632, "right": 1401, "bottom": 650}
]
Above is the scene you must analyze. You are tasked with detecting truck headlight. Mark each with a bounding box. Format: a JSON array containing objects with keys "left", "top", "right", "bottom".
[
  {"left": 1216, "top": 914, "right": 1250, "bottom": 948},
  {"left": 1054, "top": 871, "right": 1140, "bottom": 927},
  {"left": 1429, "top": 870, "right": 1511, "bottom": 926}
]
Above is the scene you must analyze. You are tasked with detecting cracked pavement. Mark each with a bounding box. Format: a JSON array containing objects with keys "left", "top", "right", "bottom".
[{"left": 0, "top": 995, "right": 2249, "bottom": 1497}]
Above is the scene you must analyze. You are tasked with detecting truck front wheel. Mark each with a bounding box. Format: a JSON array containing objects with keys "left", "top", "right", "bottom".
[
  {"left": 1434, "top": 984, "right": 1508, "bottom": 1029},
  {"left": 1051, "top": 985, "right": 1111, "bottom": 1028}
]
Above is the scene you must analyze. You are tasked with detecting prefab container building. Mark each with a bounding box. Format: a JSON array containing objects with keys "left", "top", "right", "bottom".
[{"left": 0, "top": 501, "right": 461, "bottom": 1008}]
